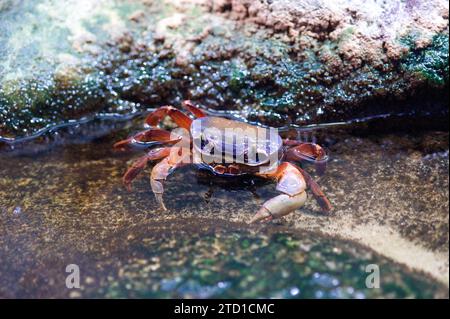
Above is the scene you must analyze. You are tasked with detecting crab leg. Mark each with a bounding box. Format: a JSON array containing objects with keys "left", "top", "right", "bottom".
[
  {"left": 150, "top": 147, "right": 190, "bottom": 210},
  {"left": 145, "top": 106, "right": 192, "bottom": 130},
  {"left": 295, "top": 166, "right": 332, "bottom": 212},
  {"left": 113, "top": 128, "right": 181, "bottom": 150},
  {"left": 122, "top": 147, "right": 172, "bottom": 191},
  {"left": 284, "top": 142, "right": 328, "bottom": 175},
  {"left": 250, "top": 163, "right": 308, "bottom": 223},
  {"left": 181, "top": 100, "right": 206, "bottom": 118}
]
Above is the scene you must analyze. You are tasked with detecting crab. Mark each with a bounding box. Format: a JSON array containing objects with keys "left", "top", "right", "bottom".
[{"left": 114, "top": 100, "right": 332, "bottom": 223}]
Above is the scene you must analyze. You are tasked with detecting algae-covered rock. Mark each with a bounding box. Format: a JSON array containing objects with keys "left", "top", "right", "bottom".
[{"left": 0, "top": 0, "right": 448, "bottom": 139}]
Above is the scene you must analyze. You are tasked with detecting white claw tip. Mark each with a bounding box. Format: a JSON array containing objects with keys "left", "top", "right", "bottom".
[
  {"left": 248, "top": 208, "right": 271, "bottom": 224},
  {"left": 155, "top": 194, "right": 167, "bottom": 211}
]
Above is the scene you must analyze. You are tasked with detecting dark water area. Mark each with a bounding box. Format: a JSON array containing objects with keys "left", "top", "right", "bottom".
[{"left": 0, "top": 114, "right": 448, "bottom": 298}]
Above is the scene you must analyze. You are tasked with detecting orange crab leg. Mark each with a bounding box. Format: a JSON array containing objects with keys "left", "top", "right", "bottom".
[
  {"left": 113, "top": 128, "right": 181, "bottom": 150},
  {"left": 250, "top": 163, "right": 307, "bottom": 223},
  {"left": 122, "top": 147, "right": 172, "bottom": 191},
  {"left": 181, "top": 100, "right": 206, "bottom": 118},
  {"left": 295, "top": 165, "right": 332, "bottom": 212},
  {"left": 145, "top": 106, "right": 192, "bottom": 130}
]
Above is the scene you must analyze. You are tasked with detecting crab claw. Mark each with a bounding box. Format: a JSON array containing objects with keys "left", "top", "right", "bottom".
[
  {"left": 285, "top": 142, "right": 328, "bottom": 175},
  {"left": 154, "top": 192, "right": 168, "bottom": 211},
  {"left": 149, "top": 151, "right": 188, "bottom": 212},
  {"left": 249, "top": 192, "right": 307, "bottom": 224}
]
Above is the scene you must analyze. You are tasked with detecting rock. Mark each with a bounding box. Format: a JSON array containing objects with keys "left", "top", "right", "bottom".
[{"left": 0, "top": 0, "right": 448, "bottom": 139}]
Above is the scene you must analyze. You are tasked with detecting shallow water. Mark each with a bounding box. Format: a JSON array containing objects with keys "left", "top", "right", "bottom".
[{"left": 0, "top": 116, "right": 448, "bottom": 298}]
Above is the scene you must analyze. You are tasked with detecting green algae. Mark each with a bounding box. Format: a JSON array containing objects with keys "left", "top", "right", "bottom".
[
  {"left": 401, "top": 33, "right": 449, "bottom": 86},
  {"left": 0, "top": 0, "right": 75, "bottom": 83},
  {"left": 0, "top": 0, "right": 151, "bottom": 137},
  {"left": 99, "top": 231, "right": 439, "bottom": 299}
]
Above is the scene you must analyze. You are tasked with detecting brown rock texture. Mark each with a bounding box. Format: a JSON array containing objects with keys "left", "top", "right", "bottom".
[{"left": 211, "top": 0, "right": 448, "bottom": 67}]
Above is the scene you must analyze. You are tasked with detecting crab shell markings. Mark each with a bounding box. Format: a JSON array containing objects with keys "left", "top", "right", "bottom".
[{"left": 190, "top": 116, "right": 283, "bottom": 176}]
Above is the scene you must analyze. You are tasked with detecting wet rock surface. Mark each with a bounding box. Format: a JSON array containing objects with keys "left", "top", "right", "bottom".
[
  {"left": 0, "top": 0, "right": 448, "bottom": 139},
  {"left": 0, "top": 119, "right": 448, "bottom": 298}
]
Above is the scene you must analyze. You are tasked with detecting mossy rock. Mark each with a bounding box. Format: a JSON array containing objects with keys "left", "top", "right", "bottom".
[{"left": 0, "top": 0, "right": 448, "bottom": 139}]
